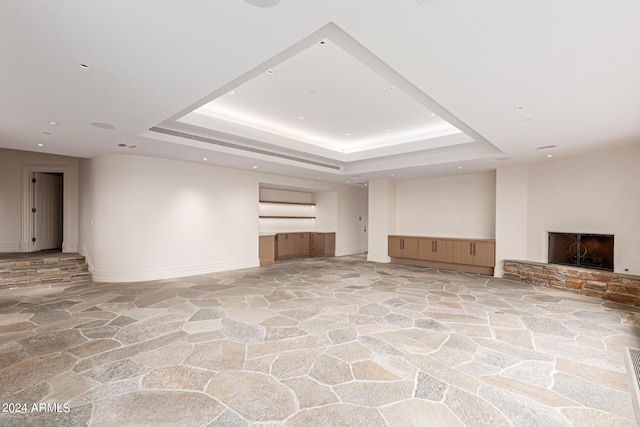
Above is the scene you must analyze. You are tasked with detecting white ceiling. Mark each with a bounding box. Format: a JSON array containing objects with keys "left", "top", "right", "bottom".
[{"left": 1, "top": 1, "right": 639, "bottom": 184}]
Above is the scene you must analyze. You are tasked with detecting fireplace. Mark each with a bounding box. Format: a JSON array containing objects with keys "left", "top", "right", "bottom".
[{"left": 548, "top": 232, "right": 614, "bottom": 271}]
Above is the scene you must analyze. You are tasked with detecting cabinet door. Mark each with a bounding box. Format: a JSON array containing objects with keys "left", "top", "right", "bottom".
[
  {"left": 309, "top": 233, "right": 323, "bottom": 255},
  {"left": 433, "top": 239, "right": 453, "bottom": 262},
  {"left": 388, "top": 236, "right": 418, "bottom": 259},
  {"left": 453, "top": 241, "right": 474, "bottom": 265},
  {"left": 418, "top": 239, "right": 437, "bottom": 261},
  {"left": 473, "top": 242, "right": 495, "bottom": 267},
  {"left": 299, "top": 232, "right": 310, "bottom": 256},
  {"left": 324, "top": 233, "right": 335, "bottom": 256},
  {"left": 259, "top": 236, "right": 275, "bottom": 264}
]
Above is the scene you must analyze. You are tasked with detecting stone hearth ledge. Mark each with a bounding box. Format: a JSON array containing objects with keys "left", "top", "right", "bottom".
[{"left": 504, "top": 260, "right": 640, "bottom": 306}]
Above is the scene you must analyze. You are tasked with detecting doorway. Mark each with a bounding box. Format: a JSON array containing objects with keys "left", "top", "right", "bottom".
[
  {"left": 33, "top": 172, "right": 63, "bottom": 251},
  {"left": 21, "top": 166, "right": 68, "bottom": 252}
]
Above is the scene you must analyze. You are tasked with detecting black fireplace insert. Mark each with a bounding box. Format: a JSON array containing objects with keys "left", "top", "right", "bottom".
[{"left": 548, "top": 232, "right": 614, "bottom": 271}]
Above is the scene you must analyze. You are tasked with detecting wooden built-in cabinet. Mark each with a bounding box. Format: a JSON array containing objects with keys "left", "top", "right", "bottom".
[
  {"left": 388, "top": 236, "right": 418, "bottom": 259},
  {"left": 263, "top": 232, "right": 335, "bottom": 263},
  {"left": 259, "top": 235, "right": 275, "bottom": 266},
  {"left": 389, "top": 235, "right": 495, "bottom": 275},
  {"left": 310, "top": 232, "right": 335, "bottom": 256}
]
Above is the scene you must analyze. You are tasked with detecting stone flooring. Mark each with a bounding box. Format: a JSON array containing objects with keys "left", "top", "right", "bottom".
[{"left": 1, "top": 255, "right": 639, "bottom": 426}]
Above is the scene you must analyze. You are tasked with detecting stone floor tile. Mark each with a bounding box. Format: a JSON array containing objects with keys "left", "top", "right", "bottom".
[
  {"left": 43, "top": 371, "right": 100, "bottom": 402},
  {"left": 271, "top": 348, "right": 324, "bottom": 379},
  {"left": 380, "top": 399, "right": 464, "bottom": 426},
  {"left": 501, "top": 360, "right": 554, "bottom": 388},
  {"left": 143, "top": 365, "right": 214, "bottom": 390},
  {"left": 221, "top": 317, "right": 265, "bottom": 343},
  {"left": 184, "top": 340, "right": 245, "bottom": 371},
  {"left": 286, "top": 404, "right": 387, "bottom": 427},
  {"left": 479, "top": 375, "right": 577, "bottom": 407},
  {"left": 281, "top": 377, "right": 339, "bottom": 409},
  {"left": 205, "top": 371, "right": 297, "bottom": 422},
  {"left": 70, "top": 378, "right": 139, "bottom": 407},
  {"left": 68, "top": 338, "right": 121, "bottom": 358},
  {"left": 405, "top": 354, "right": 480, "bottom": 393},
  {"left": 20, "top": 329, "right": 86, "bottom": 356},
  {"left": 552, "top": 372, "right": 635, "bottom": 421},
  {"left": 208, "top": 409, "right": 248, "bottom": 427},
  {"left": 555, "top": 357, "right": 629, "bottom": 392},
  {"left": 0, "top": 352, "right": 75, "bottom": 398},
  {"left": 415, "top": 371, "right": 447, "bottom": 401},
  {"left": 479, "top": 384, "right": 572, "bottom": 427},
  {"left": 92, "top": 390, "right": 224, "bottom": 426},
  {"left": 309, "top": 354, "right": 354, "bottom": 385},
  {"left": 265, "top": 326, "right": 308, "bottom": 341},
  {"left": 352, "top": 360, "right": 400, "bottom": 381},
  {"left": 328, "top": 327, "right": 357, "bottom": 345},
  {"left": 444, "top": 386, "right": 512, "bottom": 427},
  {"left": 560, "top": 407, "right": 636, "bottom": 427},
  {"left": 334, "top": 380, "right": 414, "bottom": 406}
]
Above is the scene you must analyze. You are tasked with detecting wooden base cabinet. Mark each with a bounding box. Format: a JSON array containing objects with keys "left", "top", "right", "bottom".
[
  {"left": 259, "top": 235, "right": 275, "bottom": 266},
  {"left": 388, "top": 236, "right": 418, "bottom": 259},
  {"left": 310, "top": 232, "right": 335, "bottom": 256},
  {"left": 389, "top": 235, "right": 495, "bottom": 275},
  {"left": 418, "top": 239, "right": 453, "bottom": 263},
  {"left": 272, "top": 232, "right": 335, "bottom": 261},
  {"left": 453, "top": 241, "right": 495, "bottom": 267}
]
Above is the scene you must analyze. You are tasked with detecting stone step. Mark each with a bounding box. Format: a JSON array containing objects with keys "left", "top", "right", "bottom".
[{"left": 0, "top": 253, "right": 92, "bottom": 290}]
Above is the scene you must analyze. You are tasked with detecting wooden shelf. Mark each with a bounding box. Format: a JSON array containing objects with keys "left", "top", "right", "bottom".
[
  {"left": 259, "top": 216, "right": 316, "bottom": 219},
  {"left": 259, "top": 200, "right": 316, "bottom": 206}
]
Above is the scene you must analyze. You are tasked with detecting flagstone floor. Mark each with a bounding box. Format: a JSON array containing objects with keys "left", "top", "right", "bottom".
[{"left": 1, "top": 255, "right": 639, "bottom": 426}]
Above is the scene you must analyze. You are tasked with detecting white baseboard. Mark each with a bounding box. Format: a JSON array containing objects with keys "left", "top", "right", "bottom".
[
  {"left": 0, "top": 242, "right": 20, "bottom": 252},
  {"left": 90, "top": 259, "right": 259, "bottom": 283}
]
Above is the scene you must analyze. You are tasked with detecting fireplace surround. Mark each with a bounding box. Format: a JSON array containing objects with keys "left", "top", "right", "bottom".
[{"left": 548, "top": 232, "right": 614, "bottom": 272}]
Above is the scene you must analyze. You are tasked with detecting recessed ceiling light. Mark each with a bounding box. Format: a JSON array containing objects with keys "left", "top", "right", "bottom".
[
  {"left": 385, "top": 128, "right": 391, "bottom": 131},
  {"left": 536, "top": 144, "right": 557, "bottom": 150},
  {"left": 458, "top": 166, "right": 463, "bottom": 170},
  {"left": 266, "top": 70, "right": 274, "bottom": 75},
  {"left": 345, "top": 132, "right": 352, "bottom": 136},
  {"left": 524, "top": 118, "right": 533, "bottom": 122},
  {"left": 515, "top": 106, "right": 526, "bottom": 111},
  {"left": 78, "top": 63, "right": 90, "bottom": 69},
  {"left": 227, "top": 90, "right": 235, "bottom": 95},
  {"left": 298, "top": 116, "right": 305, "bottom": 120},
  {"left": 390, "top": 173, "right": 394, "bottom": 176},
  {"left": 547, "top": 154, "right": 553, "bottom": 158},
  {"left": 91, "top": 122, "right": 116, "bottom": 130},
  {"left": 428, "top": 113, "right": 436, "bottom": 117},
  {"left": 42, "top": 132, "right": 51, "bottom": 135},
  {"left": 244, "top": 0, "right": 281, "bottom": 7},
  {"left": 316, "top": 177, "right": 320, "bottom": 180},
  {"left": 37, "top": 143, "right": 44, "bottom": 147},
  {"left": 49, "top": 121, "right": 58, "bottom": 125},
  {"left": 347, "top": 181, "right": 350, "bottom": 184},
  {"left": 203, "top": 157, "right": 208, "bottom": 161},
  {"left": 364, "top": 183, "right": 368, "bottom": 186},
  {"left": 389, "top": 87, "right": 396, "bottom": 91},
  {"left": 253, "top": 166, "right": 258, "bottom": 169}
]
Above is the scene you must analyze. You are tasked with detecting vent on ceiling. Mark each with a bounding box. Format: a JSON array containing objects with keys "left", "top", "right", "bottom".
[{"left": 149, "top": 127, "right": 341, "bottom": 171}]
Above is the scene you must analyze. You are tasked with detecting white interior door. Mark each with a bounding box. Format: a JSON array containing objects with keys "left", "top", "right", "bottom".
[
  {"left": 34, "top": 172, "right": 63, "bottom": 251},
  {"left": 362, "top": 198, "right": 369, "bottom": 252}
]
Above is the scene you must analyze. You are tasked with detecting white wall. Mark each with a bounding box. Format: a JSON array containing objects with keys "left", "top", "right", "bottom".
[
  {"left": 78, "top": 154, "right": 366, "bottom": 282},
  {"left": 367, "top": 179, "right": 395, "bottom": 263},
  {"left": 80, "top": 155, "right": 259, "bottom": 282},
  {"left": 525, "top": 145, "right": 640, "bottom": 275},
  {"left": 0, "top": 148, "right": 79, "bottom": 252},
  {"left": 394, "top": 172, "right": 496, "bottom": 238},
  {"left": 494, "top": 166, "right": 528, "bottom": 276}
]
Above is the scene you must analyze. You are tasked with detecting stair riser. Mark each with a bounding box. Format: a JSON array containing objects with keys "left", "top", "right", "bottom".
[
  {"left": 2, "top": 264, "right": 89, "bottom": 278},
  {"left": 0, "top": 272, "right": 92, "bottom": 289}
]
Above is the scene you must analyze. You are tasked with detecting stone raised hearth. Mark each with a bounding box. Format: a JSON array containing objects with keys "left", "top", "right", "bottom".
[{"left": 504, "top": 260, "right": 640, "bottom": 306}]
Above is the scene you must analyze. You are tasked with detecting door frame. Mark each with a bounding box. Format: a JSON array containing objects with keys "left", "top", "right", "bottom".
[{"left": 21, "top": 165, "right": 72, "bottom": 252}]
